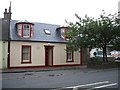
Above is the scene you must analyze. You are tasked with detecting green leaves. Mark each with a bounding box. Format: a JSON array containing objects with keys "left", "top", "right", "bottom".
[{"left": 66, "top": 11, "right": 120, "bottom": 51}]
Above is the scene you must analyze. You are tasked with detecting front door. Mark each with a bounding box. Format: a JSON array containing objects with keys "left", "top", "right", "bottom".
[{"left": 45, "top": 46, "right": 53, "bottom": 66}]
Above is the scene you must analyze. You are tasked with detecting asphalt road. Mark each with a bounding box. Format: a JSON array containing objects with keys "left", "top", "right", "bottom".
[{"left": 1, "top": 68, "right": 119, "bottom": 90}]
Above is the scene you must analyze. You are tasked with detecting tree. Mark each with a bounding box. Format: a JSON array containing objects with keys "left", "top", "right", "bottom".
[
  {"left": 112, "top": 39, "right": 120, "bottom": 51},
  {"left": 66, "top": 10, "right": 120, "bottom": 62}
]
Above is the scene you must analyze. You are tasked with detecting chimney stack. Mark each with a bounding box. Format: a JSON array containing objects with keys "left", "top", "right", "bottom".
[
  {"left": 8, "top": 1, "right": 12, "bottom": 20},
  {"left": 4, "top": 8, "right": 8, "bottom": 20},
  {"left": 3, "top": 2, "right": 12, "bottom": 21}
]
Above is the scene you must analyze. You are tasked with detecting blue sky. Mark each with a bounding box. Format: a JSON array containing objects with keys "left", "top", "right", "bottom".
[{"left": 0, "top": 0, "right": 119, "bottom": 25}]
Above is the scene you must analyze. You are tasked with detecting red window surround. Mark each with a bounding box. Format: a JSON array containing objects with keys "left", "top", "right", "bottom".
[
  {"left": 16, "top": 22, "right": 34, "bottom": 38},
  {"left": 21, "top": 45, "right": 32, "bottom": 64},
  {"left": 66, "top": 46, "right": 74, "bottom": 62},
  {"left": 21, "top": 24, "right": 24, "bottom": 37},
  {"left": 30, "top": 25, "right": 32, "bottom": 37}
]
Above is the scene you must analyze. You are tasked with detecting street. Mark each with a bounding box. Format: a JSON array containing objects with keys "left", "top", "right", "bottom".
[{"left": 1, "top": 68, "right": 119, "bottom": 90}]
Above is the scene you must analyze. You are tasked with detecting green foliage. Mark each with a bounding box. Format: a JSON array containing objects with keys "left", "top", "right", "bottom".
[
  {"left": 112, "top": 39, "right": 120, "bottom": 51},
  {"left": 66, "top": 10, "right": 120, "bottom": 61}
]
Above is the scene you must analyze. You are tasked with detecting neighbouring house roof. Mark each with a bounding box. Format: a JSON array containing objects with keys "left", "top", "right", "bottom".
[
  {"left": 10, "top": 20, "right": 67, "bottom": 43},
  {"left": 0, "top": 18, "right": 2, "bottom": 40},
  {"left": 0, "top": 18, "right": 9, "bottom": 41}
]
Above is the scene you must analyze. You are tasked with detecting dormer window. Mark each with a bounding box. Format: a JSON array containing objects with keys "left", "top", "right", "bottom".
[
  {"left": 57, "top": 27, "right": 68, "bottom": 40},
  {"left": 16, "top": 21, "right": 34, "bottom": 38}
]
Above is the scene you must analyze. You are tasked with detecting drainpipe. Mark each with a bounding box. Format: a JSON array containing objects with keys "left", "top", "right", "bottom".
[
  {"left": 8, "top": 2, "right": 12, "bottom": 68},
  {"left": 7, "top": 19, "right": 10, "bottom": 68}
]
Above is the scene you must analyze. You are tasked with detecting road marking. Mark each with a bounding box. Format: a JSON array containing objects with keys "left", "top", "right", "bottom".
[
  {"left": 65, "top": 81, "right": 109, "bottom": 89},
  {"left": 86, "top": 83, "right": 118, "bottom": 90},
  {"left": 51, "top": 81, "right": 117, "bottom": 90}
]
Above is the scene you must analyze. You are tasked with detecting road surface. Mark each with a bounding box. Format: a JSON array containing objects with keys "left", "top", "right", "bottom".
[{"left": 1, "top": 68, "right": 119, "bottom": 89}]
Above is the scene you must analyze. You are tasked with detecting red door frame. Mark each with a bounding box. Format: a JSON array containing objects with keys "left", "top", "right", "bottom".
[{"left": 44, "top": 46, "right": 54, "bottom": 66}]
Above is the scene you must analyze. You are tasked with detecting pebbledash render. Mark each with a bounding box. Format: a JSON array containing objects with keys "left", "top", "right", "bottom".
[{"left": 0, "top": 5, "right": 82, "bottom": 69}]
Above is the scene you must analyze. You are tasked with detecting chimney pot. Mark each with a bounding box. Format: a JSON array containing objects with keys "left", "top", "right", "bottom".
[{"left": 5, "top": 8, "right": 7, "bottom": 13}]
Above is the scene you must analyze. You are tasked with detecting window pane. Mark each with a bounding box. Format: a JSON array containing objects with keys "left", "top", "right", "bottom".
[
  {"left": 61, "top": 28, "right": 66, "bottom": 39},
  {"left": 24, "top": 25, "right": 26, "bottom": 28},
  {"left": 27, "top": 25, "right": 29, "bottom": 28},
  {"left": 23, "top": 24, "right": 30, "bottom": 36},
  {"left": 68, "top": 52, "right": 72, "bottom": 59},
  {"left": 66, "top": 47, "right": 73, "bottom": 62},
  {"left": 22, "top": 46, "right": 30, "bottom": 60},
  {"left": 17, "top": 24, "right": 22, "bottom": 36}
]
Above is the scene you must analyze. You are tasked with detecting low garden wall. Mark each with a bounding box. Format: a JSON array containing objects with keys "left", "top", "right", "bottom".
[{"left": 87, "top": 57, "right": 119, "bottom": 69}]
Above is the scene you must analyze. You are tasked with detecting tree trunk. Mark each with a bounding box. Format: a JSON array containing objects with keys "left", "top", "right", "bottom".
[
  {"left": 102, "top": 47, "right": 105, "bottom": 63},
  {"left": 102, "top": 45, "right": 108, "bottom": 63}
]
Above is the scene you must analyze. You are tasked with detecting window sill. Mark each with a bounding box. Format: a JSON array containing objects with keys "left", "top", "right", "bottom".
[
  {"left": 21, "top": 62, "right": 32, "bottom": 64},
  {"left": 66, "top": 60, "right": 74, "bottom": 62}
]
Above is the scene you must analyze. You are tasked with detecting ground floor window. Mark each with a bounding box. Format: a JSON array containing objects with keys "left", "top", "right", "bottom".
[
  {"left": 21, "top": 45, "right": 31, "bottom": 63},
  {"left": 66, "top": 46, "right": 74, "bottom": 62}
]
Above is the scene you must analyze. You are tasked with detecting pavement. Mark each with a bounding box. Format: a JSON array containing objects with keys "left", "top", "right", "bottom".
[
  {"left": 1, "top": 65, "right": 118, "bottom": 74},
  {"left": 1, "top": 65, "right": 88, "bottom": 73}
]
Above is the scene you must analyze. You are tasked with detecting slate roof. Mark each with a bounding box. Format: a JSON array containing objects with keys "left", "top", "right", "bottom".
[
  {"left": 10, "top": 20, "right": 67, "bottom": 43},
  {"left": 0, "top": 18, "right": 9, "bottom": 40}
]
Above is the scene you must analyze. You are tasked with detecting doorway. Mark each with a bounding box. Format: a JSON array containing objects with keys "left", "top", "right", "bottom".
[{"left": 45, "top": 46, "right": 54, "bottom": 66}]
